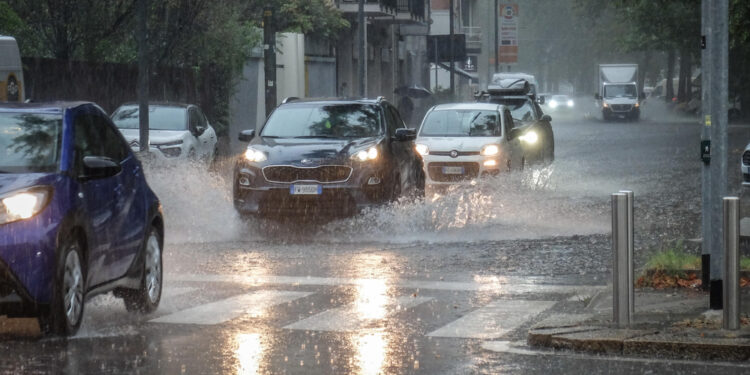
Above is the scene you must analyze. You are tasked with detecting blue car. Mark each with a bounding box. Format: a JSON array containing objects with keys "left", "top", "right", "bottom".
[{"left": 0, "top": 102, "right": 164, "bottom": 336}]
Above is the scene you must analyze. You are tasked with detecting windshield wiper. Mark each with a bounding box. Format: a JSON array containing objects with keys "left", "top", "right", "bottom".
[
  {"left": 293, "top": 135, "right": 339, "bottom": 139},
  {"left": 261, "top": 135, "right": 281, "bottom": 138}
]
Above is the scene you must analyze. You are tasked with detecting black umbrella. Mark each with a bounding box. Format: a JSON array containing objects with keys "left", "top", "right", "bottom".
[{"left": 394, "top": 84, "right": 432, "bottom": 99}]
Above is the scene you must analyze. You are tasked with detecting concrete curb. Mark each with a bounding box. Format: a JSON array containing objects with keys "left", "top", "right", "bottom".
[{"left": 528, "top": 324, "right": 750, "bottom": 361}]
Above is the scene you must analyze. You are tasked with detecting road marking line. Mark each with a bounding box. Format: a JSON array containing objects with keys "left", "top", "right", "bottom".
[
  {"left": 284, "top": 296, "right": 432, "bottom": 332},
  {"left": 149, "top": 290, "right": 312, "bottom": 325},
  {"left": 427, "top": 300, "right": 555, "bottom": 339},
  {"left": 482, "top": 341, "right": 750, "bottom": 368},
  {"left": 167, "top": 273, "right": 603, "bottom": 295},
  {"left": 161, "top": 286, "right": 197, "bottom": 299}
]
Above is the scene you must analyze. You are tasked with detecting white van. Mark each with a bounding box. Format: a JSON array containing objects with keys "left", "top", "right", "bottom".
[{"left": 0, "top": 36, "right": 24, "bottom": 102}]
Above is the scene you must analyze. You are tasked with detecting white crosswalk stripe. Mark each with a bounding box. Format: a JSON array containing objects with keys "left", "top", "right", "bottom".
[
  {"left": 149, "top": 290, "right": 312, "bottom": 325},
  {"left": 149, "top": 275, "right": 564, "bottom": 338},
  {"left": 427, "top": 300, "right": 556, "bottom": 339},
  {"left": 284, "top": 296, "right": 433, "bottom": 332}
]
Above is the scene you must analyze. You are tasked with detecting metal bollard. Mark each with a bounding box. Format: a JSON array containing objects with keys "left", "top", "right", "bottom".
[
  {"left": 619, "top": 190, "right": 635, "bottom": 316},
  {"left": 612, "top": 193, "right": 630, "bottom": 327},
  {"left": 723, "top": 197, "right": 740, "bottom": 330}
]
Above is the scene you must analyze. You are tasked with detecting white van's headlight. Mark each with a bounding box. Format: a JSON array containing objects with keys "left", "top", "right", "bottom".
[
  {"left": 481, "top": 144, "right": 500, "bottom": 156},
  {"left": 415, "top": 144, "right": 429, "bottom": 156},
  {"left": 0, "top": 187, "right": 52, "bottom": 225}
]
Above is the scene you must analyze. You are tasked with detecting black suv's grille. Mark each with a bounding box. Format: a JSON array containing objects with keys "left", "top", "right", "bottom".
[
  {"left": 743, "top": 151, "right": 750, "bottom": 166},
  {"left": 611, "top": 104, "right": 632, "bottom": 112},
  {"left": 427, "top": 162, "right": 480, "bottom": 182},
  {"left": 262, "top": 165, "right": 352, "bottom": 183}
]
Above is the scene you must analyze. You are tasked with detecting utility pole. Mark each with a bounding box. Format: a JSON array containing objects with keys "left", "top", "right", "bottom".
[
  {"left": 700, "top": 0, "right": 712, "bottom": 293},
  {"left": 358, "top": 0, "right": 367, "bottom": 97},
  {"left": 494, "top": 0, "right": 499, "bottom": 74},
  {"left": 449, "top": 0, "right": 455, "bottom": 99},
  {"left": 706, "top": 0, "right": 729, "bottom": 309},
  {"left": 136, "top": 0, "right": 149, "bottom": 155},
  {"left": 263, "top": 6, "right": 276, "bottom": 118}
]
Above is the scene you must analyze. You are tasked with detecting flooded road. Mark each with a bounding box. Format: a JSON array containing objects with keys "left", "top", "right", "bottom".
[{"left": 3, "top": 106, "right": 750, "bottom": 374}]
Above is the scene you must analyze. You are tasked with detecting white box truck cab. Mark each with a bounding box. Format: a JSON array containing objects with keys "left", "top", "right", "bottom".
[
  {"left": 596, "top": 64, "right": 640, "bottom": 121},
  {"left": 0, "top": 36, "right": 24, "bottom": 102}
]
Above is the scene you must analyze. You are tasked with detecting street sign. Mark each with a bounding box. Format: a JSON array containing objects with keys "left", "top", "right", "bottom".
[
  {"left": 498, "top": 3, "right": 519, "bottom": 64},
  {"left": 426, "top": 34, "right": 466, "bottom": 63}
]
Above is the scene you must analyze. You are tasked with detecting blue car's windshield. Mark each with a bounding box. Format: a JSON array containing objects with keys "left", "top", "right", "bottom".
[
  {"left": 112, "top": 105, "right": 188, "bottom": 131},
  {"left": 261, "top": 104, "right": 382, "bottom": 138},
  {"left": 0, "top": 112, "right": 62, "bottom": 173}
]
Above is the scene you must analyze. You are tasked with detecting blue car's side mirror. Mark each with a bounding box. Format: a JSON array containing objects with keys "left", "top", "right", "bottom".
[{"left": 81, "top": 156, "right": 121, "bottom": 180}]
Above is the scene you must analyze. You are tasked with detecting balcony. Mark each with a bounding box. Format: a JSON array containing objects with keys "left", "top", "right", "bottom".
[
  {"left": 335, "top": 0, "right": 426, "bottom": 23},
  {"left": 461, "top": 26, "right": 482, "bottom": 53},
  {"left": 336, "top": 0, "right": 397, "bottom": 17},
  {"left": 396, "top": 0, "right": 426, "bottom": 22}
]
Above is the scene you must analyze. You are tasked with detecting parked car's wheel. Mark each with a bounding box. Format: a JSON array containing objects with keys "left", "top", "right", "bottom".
[
  {"left": 40, "top": 234, "right": 86, "bottom": 336},
  {"left": 121, "top": 227, "right": 162, "bottom": 313}
]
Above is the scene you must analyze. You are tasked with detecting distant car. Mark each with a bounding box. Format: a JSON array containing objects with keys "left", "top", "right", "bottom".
[
  {"left": 742, "top": 143, "right": 750, "bottom": 186},
  {"left": 0, "top": 102, "right": 164, "bottom": 336},
  {"left": 546, "top": 94, "right": 575, "bottom": 112},
  {"left": 233, "top": 97, "right": 425, "bottom": 218},
  {"left": 415, "top": 103, "right": 526, "bottom": 186},
  {"left": 111, "top": 102, "right": 217, "bottom": 163},
  {"left": 477, "top": 79, "right": 554, "bottom": 165}
]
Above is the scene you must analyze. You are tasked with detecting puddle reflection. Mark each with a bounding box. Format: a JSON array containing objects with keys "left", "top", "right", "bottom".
[{"left": 235, "top": 333, "right": 263, "bottom": 375}]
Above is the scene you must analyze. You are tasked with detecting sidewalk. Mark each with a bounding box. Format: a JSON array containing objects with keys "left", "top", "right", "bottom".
[{"left": 527, "top": 289, "right": 750, "bottom": 361}]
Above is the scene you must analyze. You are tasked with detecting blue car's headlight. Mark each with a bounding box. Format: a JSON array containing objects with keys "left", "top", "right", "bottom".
[{"left": 0, "top": 186, "right": 53, "bottom": 225}]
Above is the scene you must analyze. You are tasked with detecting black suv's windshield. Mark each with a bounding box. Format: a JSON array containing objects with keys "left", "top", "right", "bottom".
[
  {"left": 489, "top": 98, "right": 537, "bottom": 123},
  {"left": 420, "top": 110, "right": 500, "bottom": 137},
  {"left": 112, "top": 105, "right": 188, "bottom": 131},
  {"left": 261, "top": 104, "right": 382, "bottom": 138},
  {"left": 0, "top": 112, "right": 61, "bottom": 173}
]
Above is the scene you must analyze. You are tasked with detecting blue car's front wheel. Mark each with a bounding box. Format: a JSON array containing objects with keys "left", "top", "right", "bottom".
[
  {"left": 40, "top": 235, "right": 86, "bottom": 336},
  {"left": 120, "top": 227, "right": 162, "bottom": 314}
]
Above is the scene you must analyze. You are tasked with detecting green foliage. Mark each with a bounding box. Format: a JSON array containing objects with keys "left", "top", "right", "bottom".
[
  {"left": 0, "top": 1, "right": 24, "bottom": 35},
  {"left": 644, "top": 241, "right": 700, "bottom": 275},
  {"left": 742, "top": 258, "right": 750, "bottom": 271}
]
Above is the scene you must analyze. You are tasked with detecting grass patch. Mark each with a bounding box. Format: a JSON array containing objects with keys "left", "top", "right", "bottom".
[
  {"left": 743, "top": 258, "right": 750, "bottom": 271},
  {"left": 643, "top": 241, "right": 700, "bottom": 277}
]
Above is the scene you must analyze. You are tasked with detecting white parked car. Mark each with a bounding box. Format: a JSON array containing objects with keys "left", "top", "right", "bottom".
[
  {"left": 111, "top": 102, "right": 217, "bottom": 163},
  {"left": 415, "top": 103, "right": 530, "bottom": 186},
  {"left": 742, "top": 143, "right": 750, "bottom": 186}
]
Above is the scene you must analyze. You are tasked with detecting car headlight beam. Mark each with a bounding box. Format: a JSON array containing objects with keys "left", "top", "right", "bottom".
[
  {"left": 481, "top": 144, "right": 500, "bottom": 156},
  {"left": 352, "top": 146, "right": 379, "bottom": 162},
  {"left": 0, "top": 187, "right": 52, "bottom": 225},
  {"left": 519, "top": 130, "right": 538, "bottom": 145},
  {"left": 244, "top": 148, "right": 267, "bottom": 163},
  {"left": 415, "top": 143, "right": 429, "bottom": 156}
]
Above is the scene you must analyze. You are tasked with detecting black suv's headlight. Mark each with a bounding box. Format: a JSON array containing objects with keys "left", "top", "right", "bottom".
[{"left": 351, "top": 146, "right": 379, "bottom": 162}]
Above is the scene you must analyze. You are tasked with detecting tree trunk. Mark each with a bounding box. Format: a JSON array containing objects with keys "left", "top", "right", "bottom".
[{"left": 666, "top": 49, "right": 675, "bottom": 103}]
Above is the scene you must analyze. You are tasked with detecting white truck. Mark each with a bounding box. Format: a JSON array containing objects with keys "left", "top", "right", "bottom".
[
  {"left": 596, "top": 64, "right": 640, "bottom": 121},
  {"left": 0, "top": 36, "right": 24, "bottom": 102}
]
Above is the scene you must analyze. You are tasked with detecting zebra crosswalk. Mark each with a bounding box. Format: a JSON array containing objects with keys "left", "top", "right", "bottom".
[{"left": 143, "top": 273, "right": 601, "bottom": 340}]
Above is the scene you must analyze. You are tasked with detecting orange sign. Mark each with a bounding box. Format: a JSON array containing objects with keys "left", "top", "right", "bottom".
[{"left": 498, "top": 3, "right": 519, "bottom": 63}]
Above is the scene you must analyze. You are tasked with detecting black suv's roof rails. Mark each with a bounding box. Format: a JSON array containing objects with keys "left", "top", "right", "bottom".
[{"left": 281, "top": 97, "right": 299, "bottom": 104}]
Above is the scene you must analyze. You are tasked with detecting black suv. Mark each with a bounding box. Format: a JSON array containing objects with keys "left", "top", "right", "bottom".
[
  {"left": 476, "top": 79, "right": 554, "bottom": 165},
  {"left": 233, "top": 97, "right": 425, "bottom": 218}
]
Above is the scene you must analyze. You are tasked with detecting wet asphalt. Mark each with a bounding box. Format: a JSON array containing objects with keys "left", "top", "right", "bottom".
[{"left": 2, "top": 101, "right": 750, "bottom": 374}]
